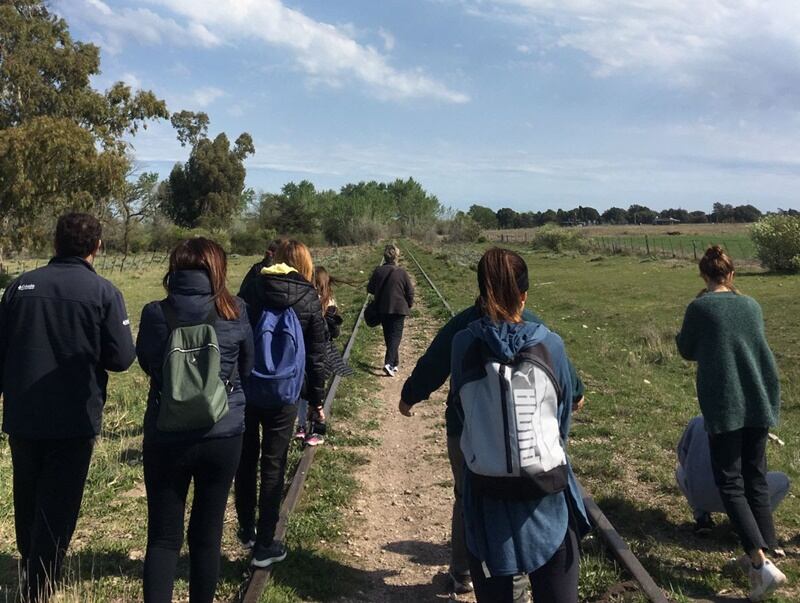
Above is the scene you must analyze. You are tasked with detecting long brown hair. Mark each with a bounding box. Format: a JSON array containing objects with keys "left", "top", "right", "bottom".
[
  {"left": 698, "top": 245, "right": 737, "bottom": 295},
  {"left": 164, "top": 237, "right": 239, "bottom": 320},
  {"left": 274, "top": 239, "right": 314, "bottom": 282},
  {"left": 314, "top": 266, "right": 333, "bottom": 310},
  {"left": 477, "top": 248, "right": 529, "bottom": 323}
]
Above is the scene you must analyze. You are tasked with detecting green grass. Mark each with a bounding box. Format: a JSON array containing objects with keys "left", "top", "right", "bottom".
[
  {"left": 404, "top": 239, "right": 800, "bottom": 601},
  {"left": 0, "top": 246, "right": 384, "bottom": 602}
]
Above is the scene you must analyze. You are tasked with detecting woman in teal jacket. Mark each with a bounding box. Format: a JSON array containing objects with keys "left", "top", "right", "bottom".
[
  {"left": 450, "top": 248, "right": 590, "bottom": 603},
  {"left": 677, "top": 245, "right": 786, "bottom": 602}
]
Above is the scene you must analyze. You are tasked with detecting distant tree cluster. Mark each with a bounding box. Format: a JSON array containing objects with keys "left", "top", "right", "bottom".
[{"left": 469, "top": 202, "right": 765, "bottom": 229}]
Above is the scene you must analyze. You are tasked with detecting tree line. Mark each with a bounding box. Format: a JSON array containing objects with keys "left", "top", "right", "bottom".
[
  {"left": 469, "top": 203, "right": 769, "bottom": 230},
  {"left": 0, "top": 1, "right": 447, "bottom": 260}
]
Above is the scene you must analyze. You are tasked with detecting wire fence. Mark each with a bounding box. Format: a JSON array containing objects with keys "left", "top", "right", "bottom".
[
  {"left": 0, "top": 252, "right": 170, "bottom": 280},
  {"left": 493, "top": 231, "right": 758, "bottom": 262}
]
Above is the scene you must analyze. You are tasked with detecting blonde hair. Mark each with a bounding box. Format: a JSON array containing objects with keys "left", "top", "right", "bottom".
[
  {"left": 314, "top": 266, "right": 333, "bottom": 310},
  {"left": 275, "top": 239, "right": 314, "bottom": 282}
]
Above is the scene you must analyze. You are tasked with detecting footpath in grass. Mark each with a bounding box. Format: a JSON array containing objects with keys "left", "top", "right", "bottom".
[
  {"left": 0, "top": 246, "right": 380, "bottom": 602},
  {"left": 407, "top": 240, "right": 799, "bottom": 602}
]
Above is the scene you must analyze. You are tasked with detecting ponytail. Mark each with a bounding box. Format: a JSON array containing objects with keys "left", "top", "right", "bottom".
[{"left": 477, "top": 248, "right": 529, "bottom": 323}]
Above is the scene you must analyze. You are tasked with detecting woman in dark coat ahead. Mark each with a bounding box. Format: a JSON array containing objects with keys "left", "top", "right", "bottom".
[{"left": 367, "top": 244, "right": 414, "bottom": 377}]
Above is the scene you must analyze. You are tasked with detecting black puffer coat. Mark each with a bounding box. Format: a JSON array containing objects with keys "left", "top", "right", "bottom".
[{"left": 239, "top": 265, "right": 327, "bottom": 406}]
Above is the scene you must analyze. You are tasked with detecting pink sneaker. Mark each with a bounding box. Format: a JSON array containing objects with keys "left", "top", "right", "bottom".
[
  {"left": 304, "top": 433, "right": 325, "bottom": 446},
  {"left": 294, "top": 426, "right": 306, "bottom": 441}
]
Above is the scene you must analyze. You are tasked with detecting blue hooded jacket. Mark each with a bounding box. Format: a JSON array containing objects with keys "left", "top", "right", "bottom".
[{"left": 451, "top": 316, "right": 590, "bottom": 576}]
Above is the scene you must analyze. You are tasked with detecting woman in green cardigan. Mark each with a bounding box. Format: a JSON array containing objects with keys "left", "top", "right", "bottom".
[{"left": 677, "top": 245, "right": 786, "bottom": 602}]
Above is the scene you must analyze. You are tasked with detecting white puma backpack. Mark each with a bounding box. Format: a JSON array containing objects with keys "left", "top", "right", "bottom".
[{"left": 458, "top": 342, "right": 568, "bottom": 499}]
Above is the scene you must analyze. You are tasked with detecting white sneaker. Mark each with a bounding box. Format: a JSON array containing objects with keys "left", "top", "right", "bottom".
[
  {"left": 749, "top": 559, "right": 787, "bottom": 601},
  {"left": 383, "top": 364, "right": 395, "bottom": 377}
]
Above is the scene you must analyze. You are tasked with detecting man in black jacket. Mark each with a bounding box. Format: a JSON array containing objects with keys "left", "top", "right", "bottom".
[{"left": 0, "top": 213, "right": 136, "bottom": 601}]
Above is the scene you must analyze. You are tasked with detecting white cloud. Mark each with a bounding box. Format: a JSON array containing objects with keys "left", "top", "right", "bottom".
[
  {"left": 188, "top": 86, "right": 226, "bottom": 108},
  {"left": 459, "top": 0, "right": 800, "bottom": 106},
  {"left": 59, "top": 0, "right": 221, "bottom": 54},
  {"left": 379, "top": 28, "right": 396, "bottom": 52},
  {"left": 120, "top": 72, "right": 142, "bottom": 89},
  {"left": 142, "top": 0, "right": 468, "bottom": 103}
]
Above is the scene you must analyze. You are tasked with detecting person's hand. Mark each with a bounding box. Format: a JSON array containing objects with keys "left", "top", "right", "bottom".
[
  {"left": 572, "top": 396, "right": 585, "bottom": 414},
  {"left": 398, "top": 400, "right": 414, "bottom": 417}
]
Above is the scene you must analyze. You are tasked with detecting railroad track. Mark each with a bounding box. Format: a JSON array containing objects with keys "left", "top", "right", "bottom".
[
  {"left": 240, "top": 243, "right": 670, "bottom": 603},
  {"left": 403, "top": 244, "right": 670, "bottom": 603},
  {"left": 239, "top": 295, "right": 369, "bottom": 603}
]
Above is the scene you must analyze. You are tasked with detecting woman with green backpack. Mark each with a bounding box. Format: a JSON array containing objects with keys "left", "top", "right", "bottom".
[{"left": 136, "top": 238, "right": 254, "bottom": 603}]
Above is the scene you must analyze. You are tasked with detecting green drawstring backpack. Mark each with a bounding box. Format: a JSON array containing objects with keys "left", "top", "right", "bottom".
[{"left": 157, "top": 301, "right": 233, "bottom": 432}]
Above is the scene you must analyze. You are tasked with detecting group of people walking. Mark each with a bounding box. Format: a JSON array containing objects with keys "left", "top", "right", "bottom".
[
  {"left": 0, "top": 214, "right": 345, "bottom": 602},
  {"left": 0, "top": 213, "right": 789, "bottom": 602}
]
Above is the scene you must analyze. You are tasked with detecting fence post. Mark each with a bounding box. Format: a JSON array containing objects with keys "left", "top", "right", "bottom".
[
  {"left": 645, "top": 235, "right": 650, "bottom": 256},
  {"left": 692, "top": 241, "right": 697, "bottom": 260}
]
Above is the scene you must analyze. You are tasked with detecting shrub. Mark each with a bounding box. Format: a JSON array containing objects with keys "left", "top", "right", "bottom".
[
  {"left": 230, "top": 229, "right": 277, "bottom": 255},
  {"left": 447, "top": 214, "right": 482, "bottom": 243},
  {"left": 0, "top": 270, "right": 13, "bottom": 290},
  {"left": 531, "top": 224, "right": 588, "bottom": 253},
  {"left": 322, "top": 215, "right": 386, "bottom": 246},
  {"left": 149, "top": 225, "right": 231, "bottom": 252},
  {"left": 751, "top": 215, "right": 800, "bottom": 273}
]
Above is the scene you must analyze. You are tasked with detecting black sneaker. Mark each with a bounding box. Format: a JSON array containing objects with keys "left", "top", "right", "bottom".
[
  {"left": 447, "top": 571, "right": 474, "bottom": 594},
  {"left": 251, "top": 541, "right": 287, "bottom": 568},
  {"left": 693, "top": 513, "right": 714, "bottom": 537},
  {"left": 237, "top": 526, "right": 255, "bottom": 549}
]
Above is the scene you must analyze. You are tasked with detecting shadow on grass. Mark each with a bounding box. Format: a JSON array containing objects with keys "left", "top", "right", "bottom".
[
  {"left": 265, "top": 544, "right": 454, "bottom": 602},
  {"left": 599, "top": 495, "right": 739, "bottom": 554},
  {"left": 0, "top": 553, "right": 22, "bottom": 602},
  {"left": 595, "top": 495, "right": 752, "bottom": 600},
  {"left": 0, "top": 549, "right": 248, "bottom": 602},
  {"left": 352, "top": 360, "right": 385, "bottom": 377}
]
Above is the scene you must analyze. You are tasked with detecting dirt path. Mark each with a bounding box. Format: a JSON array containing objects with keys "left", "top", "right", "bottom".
[{"left": 335, "top": 294, "right": 476, "bottom": 603}]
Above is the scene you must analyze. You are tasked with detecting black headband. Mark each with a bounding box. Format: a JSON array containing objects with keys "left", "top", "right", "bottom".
[{"left": 516, "top": 270, "right": 529, "bottom": 293}]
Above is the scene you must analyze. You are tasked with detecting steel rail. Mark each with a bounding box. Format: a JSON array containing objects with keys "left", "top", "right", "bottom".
[
  {"left": 402, "top": 242, "right": 670, "bottom": 603},
  {"left": 240, "top": 296, "right": 369, "bottom": 603}
]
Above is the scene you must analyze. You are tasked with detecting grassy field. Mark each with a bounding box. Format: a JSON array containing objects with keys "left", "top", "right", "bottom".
[
  {"left": 406, "top": 239, "right": 799, "bottom": 602},
  {"left": 486, "top": 223, "right": 758, "bottom": 261},
  {"left": 0, "top": 246, "right": 384, "bottom": 602},
  {"left": 2, "top": 234, "right": 796, "bottom": 602}
]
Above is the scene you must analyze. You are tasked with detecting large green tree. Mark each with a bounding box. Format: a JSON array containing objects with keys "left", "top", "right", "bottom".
[
  {"left": 0, "top": 0, "right": 168, "bottom": 259},
  {"left": 388, "top": 178, "right": 440, "bottom": 237},
  {"left": 161, "top": 132, "right": 256, "bottom": 228},
  {"left": 468, "top": 204, "right": 498, "bottom": 229}
]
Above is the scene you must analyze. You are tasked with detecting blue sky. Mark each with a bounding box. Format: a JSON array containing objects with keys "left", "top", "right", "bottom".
[{"left": 58, "top": 0, "right": 800, "bottom": 213}]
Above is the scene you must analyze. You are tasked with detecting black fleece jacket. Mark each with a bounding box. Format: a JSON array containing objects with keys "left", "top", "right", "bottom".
[
  {"left": 0, "top": 256, "right": 136, "bottom": 439},
  {"left": 239, "top": 268, "right": 327, "bottom": 406}
]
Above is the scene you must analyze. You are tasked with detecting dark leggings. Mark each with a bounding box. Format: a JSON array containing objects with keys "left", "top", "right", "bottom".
[
  {"left": 708, "top": 427, "right": 777, "bottom": 554},
  {"left": 380, "top": 314, "right": 405, "bottom": 367},
  {"left": 143, "top": 435, "right": 242, "bottom": 603},
  {"left": 234, "top": 404, "right": 296, "bottom": 546},
  {"left": 468, "top": 526, "right": 579, "bottom": 603}
]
